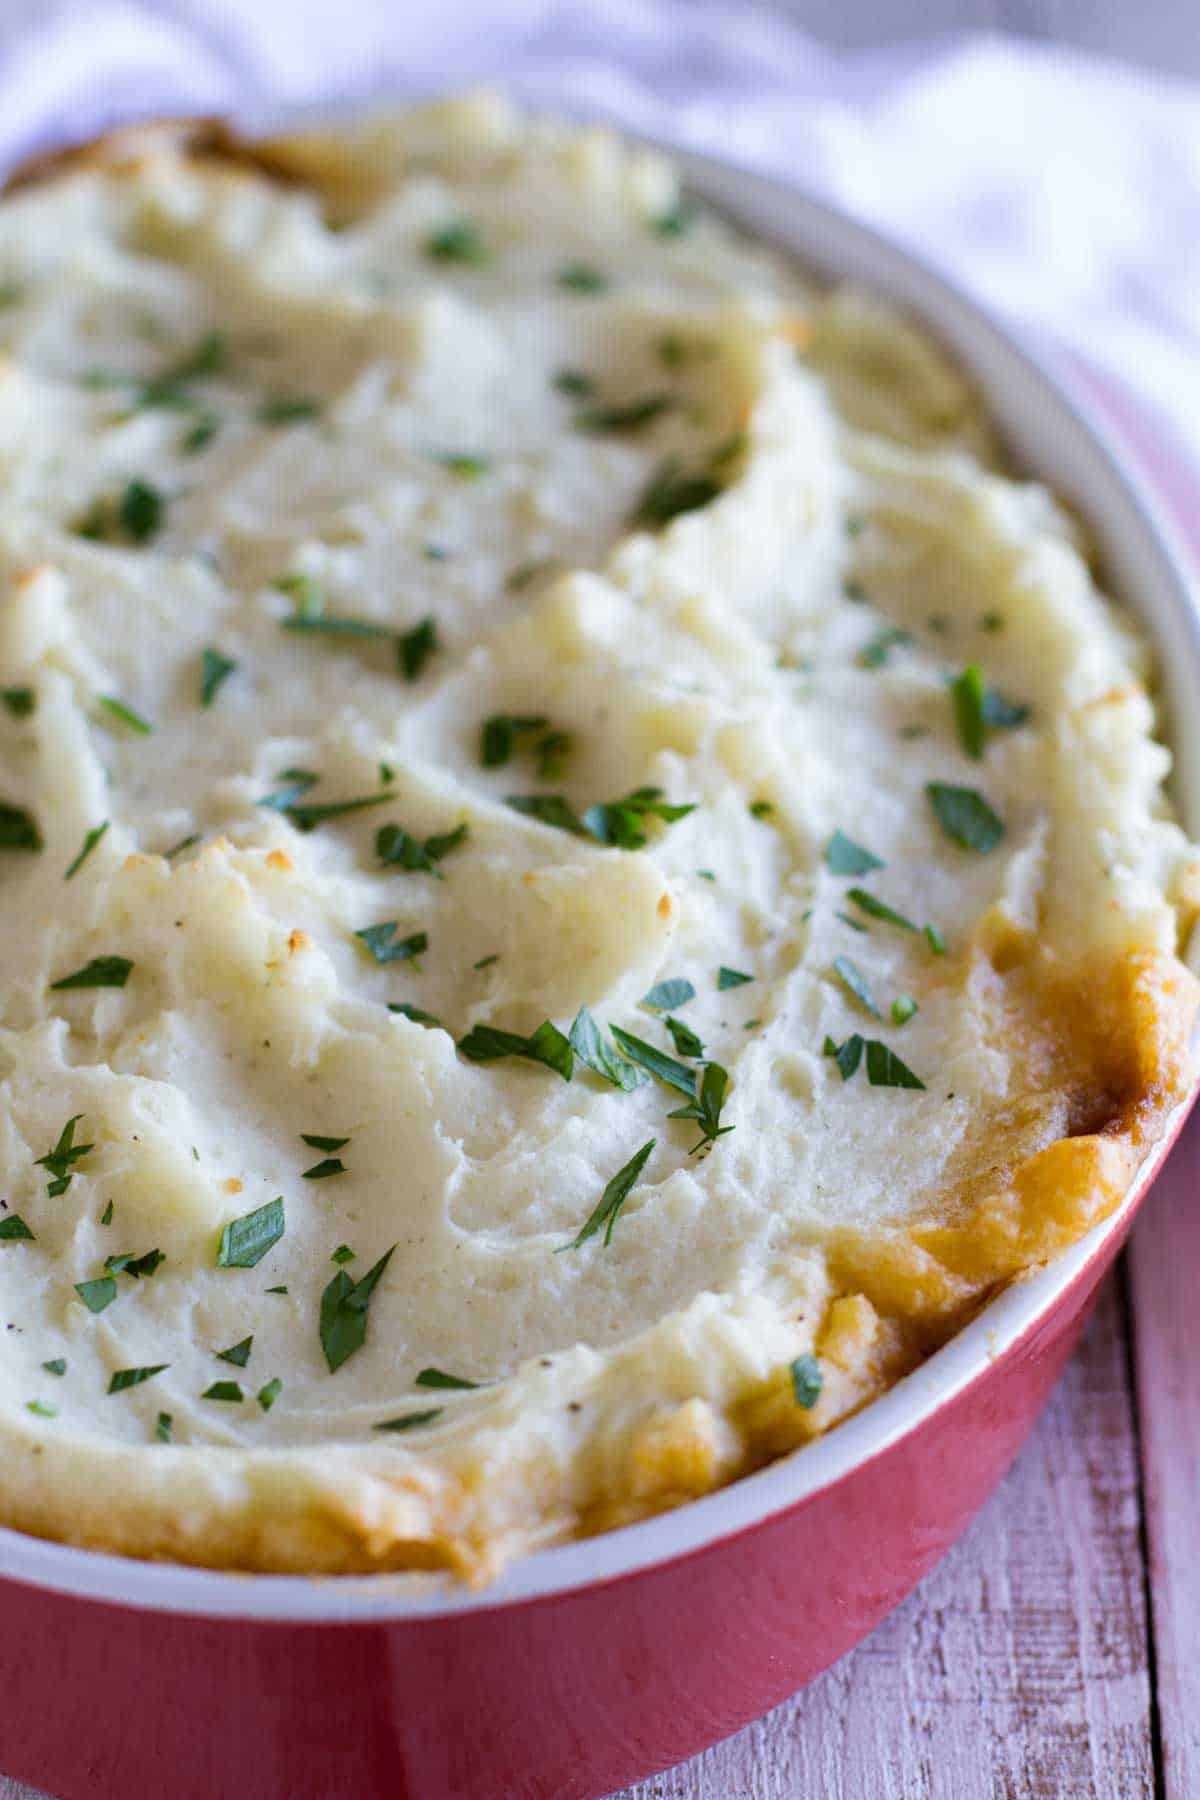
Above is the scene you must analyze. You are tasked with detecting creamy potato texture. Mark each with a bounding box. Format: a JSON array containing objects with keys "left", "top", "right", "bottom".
[{"left": 0, "top": 97, "right": 1196, "bottom": 1578}]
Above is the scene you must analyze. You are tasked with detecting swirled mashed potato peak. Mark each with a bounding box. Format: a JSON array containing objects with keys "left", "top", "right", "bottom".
[{"left": 0, "top": 96, "right": 1195, "bottom": 1579}]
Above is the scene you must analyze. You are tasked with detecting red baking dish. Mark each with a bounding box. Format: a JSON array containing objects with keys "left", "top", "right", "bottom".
[{"left": 1, "top": 135, "right": 1198, "bottom": 1800}]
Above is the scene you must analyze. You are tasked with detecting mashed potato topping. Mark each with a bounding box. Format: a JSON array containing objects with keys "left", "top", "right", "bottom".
[{"left": 0, "top": 97, "right": 1195, "bottom": 1579}]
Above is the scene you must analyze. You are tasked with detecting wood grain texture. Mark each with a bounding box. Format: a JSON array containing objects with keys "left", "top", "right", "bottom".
[
  {"left": 1129, "top": 1109, "right": 1200, "bottom": 1800},
  {"left": 616, "top": 1276, "right": 1152, "bottom": 1800}
]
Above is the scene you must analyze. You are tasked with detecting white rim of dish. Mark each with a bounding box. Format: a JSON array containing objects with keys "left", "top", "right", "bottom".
[{"left": 1, "top": 136, "right": 1198, "bottom": 1625}]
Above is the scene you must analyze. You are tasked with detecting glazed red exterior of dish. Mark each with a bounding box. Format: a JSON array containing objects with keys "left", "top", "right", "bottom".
[{"left": 0, "top": 1144, "right": 1174, "bottom": 1800}]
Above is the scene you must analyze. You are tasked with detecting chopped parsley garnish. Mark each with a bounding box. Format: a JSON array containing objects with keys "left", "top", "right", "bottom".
[
  {"left": 552, "top": 369, "right": 594, "bottom": 397},
  {"left": 583, "top": 787, "right": 695, "bottom": 847},
  {"left": 652, "top": 198, "right": 696, "bottom": 237},
  {"left": 557, "top": 262, "right": 609, "bottom": 293},
  {"left": 216, "top": 1196, "right": 285, "bottom": 1268},
  {"left": 98, "top": 695, "right": 152, "bottom": 735},
  {"left": 865, "top": 1041, "right": 926, "bottom": 1089},
  {"left": 640, "top": 979, "right": 695, "bottom": 1012},
  {"left": 664, "top": 1015, "right": 705, "bottom": 1058},
  {"left": 950, "top": 663, "right": 988, "bottom": 759},
  {"left": 64, "top": 820, "right": 108, "bottom": 880},
  {"left": 668, "top": 1062, "right": 734, "bottom": 1154},
  {"left": 257, "top": 1378, "right": 282, "bottom": 1411},
  {"left": 845, "top": 889, "right": 917, "bottom": 932},
  {"left": 50, "top": 955, "right": 133, "bottom": 991},
  {"left": 100, "top": 1201, "right": 113, "bottom": 1225},
  {"left": 473, "top": 953, "right": 500, "bottom": 970},
  {"left": 981, "top": 612, "right": 1005, "bottom": 632},
  {"left": 790, "top": 1353, "right": 823, "bottom": 1409},
  {"left": 105, "top": 1248, "right": 164, "bottom": 1279},
  {"left": 434, "top": 452, "right": 490, "bottom": 479},
  {"left": 983, "top": 687, "right": 1029, "bottom": 730},
  {"left": 319, "top": 1243, "right": 396, "bottom": 1373},
  {"left": 118, "top": 479, "right": 165, "bottom": 544},
  {"left": 155, "top": 1412, "right": 173, "bottom": 1442},
  {"left": 281, "top": 613, "right": 390, "bottom": 639},
  {"left": 199, "top": 648, "right": 237, "bottom": 708},
  {"left": 389, "top": 1001, "right": 443, "bottom": 1028},
  {"left": 534, "top": 731, "right": 571, "bottom": 779},
  {"left": 823, "top": 1034, "right": 924, "bottom": 1089},
  {"left": 824, "top": 830, "right": 884, "bottom": 876},
  {"left": 832, "top": 955, "right": 880, "bottom": 1018},
  {"left": 302, "top": 1134, "right": 349, "bottom": 1153},
  {"left": 562, "top": 1138, "right": 656, "bottom": 1249},
  {"left": 891, "top": 994, "right": 918, "bottom": 1026},
  {"left": 355, "top": 922, "right": 428, "bottom": 965},
  {"left": 201, "top": 1380, "right": 244, "bottom": 1402},
  {"left": 857, "top": 627, "right": 911, "bottom": 669},
  {"left": 749, "top": 800, "right": 774, "bottom": 819},
  {"left": 415, "top": 1367, "right": 480, "bottom": 1390},
  {"left": 634, "top": 459, "right": 721, "bottom": 528},
  {"left": 277, "top": 789, "right": 392, "bottom": 833},
  {"left": 216, "top": 1336, "right": 253, "bottom": 1367},
  {"left": 924, "top": 923, "right": 947, "bottom": 955},
  {"left": 926, "top": 782, "right": 1005, "bottom": 853},
  {"left": 717, "top": 967, "right": 752, "bottom": 990},
  {"left": 374, "top": 1408, "right": 443, "bottom": 1433},
  {"left": 458, "top": 1019, "right": 574, "bottom": 1081},
  {"left": 164, "top": 833, "right": 201, "bottom": 861},
  {"left": 105, "top": 329, "right": 225, "bottom": 412},
  {"left": 950, "top": 665, "right": 1027, "bottom": 759},
  {"left": 36, "top": 1115, "right": 92, "bottom": 1196},
  {"left": 274, "top": 572, "right": 323, "bottom": 616},
  {"left": 303, "top": 1157, "right": 345, "bottom": 1180},
  {"left": 506, "top": 794, "right": 588, "bottom": 835},
  {"left": 575, "top": 394, "right": 674, "bottom": 433},
  {"left": 425, "top": 218, "right": 489, "bottom": 265},
  {"left": 331, "top": 1245, "right": 356, "bottom": 1265},
  {"left": 376, "top": 820, "right": 467, "bottom": 876},
  {"left": 1, "top": 687, "right": 34, "bottom": 717},
  {"left": 0, "top": 1216, "right": 34, "bottom": 1242},
  {"left": 823, "top": 1033, "right": 864, "bottom": 1080},
  {"left": 74, "top": 1276, "right": 117, "bottom": 1313},
  {"left": 258, "top": 396, "right": 321, "bottom": 425},
  {"left": 109, "top": 1364, "right": 168, "bottom": 1393},
  {"left": 568, "top": 1008, "right": 645, "bottom": 1091},
  {"left": 26, "top": 1400, "right": 57, "bottom": 1419},
  {"left": 481, "top": 714, "right": 548, "bottom": 768},
  {"left": 609, "top": 1025, "right": 697, "bottom": 1097},
  {"left": 257, "top": 767, "right": 318, "bottom": 811},
  {"left": 398, "top": 616, "right": 438, "bottom": 681},
  {"left": 42, "top": 1359, "right": 66, "bottom": 1377},
  {"left": 0, "top": 801, "right": 41, "bottom": 851},
  {"left": 182, "top": 413, "right": 219, "bottom": 454},
  {"left": 507, "top": 786, "right": 694, "bottom": 850}
]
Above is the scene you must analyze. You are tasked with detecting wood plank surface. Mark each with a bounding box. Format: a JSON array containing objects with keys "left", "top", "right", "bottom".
[
  {"left": 1129, "top": 1109, "right": 1200, "bottom": 1800},
  {"left": 617, "top": 1275, "right": 1152, "bottom": 1800}
]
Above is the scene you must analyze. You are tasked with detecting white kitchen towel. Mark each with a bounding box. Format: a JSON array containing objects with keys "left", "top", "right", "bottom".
[{"left": 0, "top": 0, "right": 1198, "bottom": 463}]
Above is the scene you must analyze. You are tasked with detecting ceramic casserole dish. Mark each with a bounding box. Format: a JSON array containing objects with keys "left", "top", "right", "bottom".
[{"left": 0, "top": 119, "right": 1198, "bottom": 1800}]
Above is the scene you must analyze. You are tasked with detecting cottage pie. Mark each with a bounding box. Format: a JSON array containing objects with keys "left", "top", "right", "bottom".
[{"left": 0, "top": 97, "right": 1196, "bottom": 1581}]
